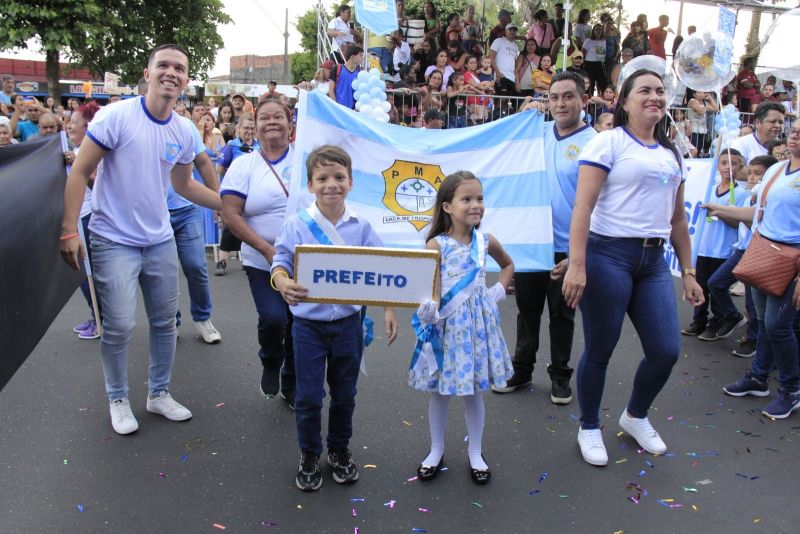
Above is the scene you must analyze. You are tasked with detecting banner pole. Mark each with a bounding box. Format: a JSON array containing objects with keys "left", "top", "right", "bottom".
[{"left": 76, "top": 220, "right": 103, "bottom": 336}]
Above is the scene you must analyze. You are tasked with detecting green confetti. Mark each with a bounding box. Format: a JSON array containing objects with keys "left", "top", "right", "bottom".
[
  {"left": 683, "top": 487, "right": 698, "bottom": 493},
  {"left": 471, "top": 502, "right": 483, "bottom": 508}
]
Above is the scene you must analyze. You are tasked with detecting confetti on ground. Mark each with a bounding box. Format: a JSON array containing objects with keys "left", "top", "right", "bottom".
[
  {"left": 683, "top": 487, "right": 698, "bottom": 493},
  {"left": 407, "top": 476, "right": 418, "bottom": 482},
  {"left": 354, "top": 528, "right": 359, "bottom": 534},
  {"left": 569, "top": 414, "right": 579, "bottom": 421},
  {"left": 76, "top": 504, "right": 85, "bottom": 513},
  {"left": 402, "top": 420, "right": 412, "bottom": 426},
  {"left": 528, "top": 490, "right": 540, "bottom": 495},
  {"left": 616, "top": 431, "right": 624, "bottom": 437},
  {"left": 538, "top": 471, "right": 548, "bottom": 483},
  {"left": 261, "top": 520, "right": 277, "bottom": 527},
  {"left": 215, "top": 402, "right": 225, "bottom": 408},
  {"left": 384, "top": 500, "right": 396, "bottom": 509},
  {"left": 558, "top": 494, "right": 569, "bottom": 499},
  {"left": 464, "top": 435, "right": 469, "bottom": 442},
  {"left": 411, "top": 529, "right": 428, "bottom": 533},
  {"left": 351, "top": 498, "right": 365, "bottom": 502},
  {"left": 158, "top": 472, "right": 167, "bottom": 479},
  {"left": 297, "top": 505, "right": 302, "bottom": 509},
  {"left": 418, "top": 508, "right": 430, "bottom": 513},
  {"left": 628, "top": 496, "right": 639, "bottom": 504},
  {"left": 363, "top": 464, "right": 377, "bottom": 469},
  {"left": 212, "top": 524, "right": 226, "bottom": 530},
  {"left": 471, "top": 502, "right": 483, "bottom": 508},
  {"left": 545, "top": 426, "right": 555, "bottom": 432},
  {"left": 615, "top": 458, "right": 628, "bottom": 464},
  {"left": 645, "top": 461, "right": 654, "bottom": 469},
  {"left": 638, "top": 470, "right": 646, "bottom": 478},
  {"left": 754, "top": 517, "right": 761, "bottom": 524},
  {"left": 64, "top": 459, "right": 68, "bottom": 465},
  {"left": 692, "top": 505, "right": 698, "bottom": 512},
  {"left": 352, "top": 508, "right": 357, "bottom": 517}
]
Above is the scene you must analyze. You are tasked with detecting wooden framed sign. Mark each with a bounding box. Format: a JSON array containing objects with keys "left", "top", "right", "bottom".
[{"left": 294, "top": 245, "right": 440, "bottom": 307}]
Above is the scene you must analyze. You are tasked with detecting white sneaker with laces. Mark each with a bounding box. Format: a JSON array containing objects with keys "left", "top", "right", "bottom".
[
  {"left": 577, "top": 428, "right": 608, "bottom": 466},
  {"left": 194, "top": 320, "right": 221, "bottom": 344},
  {"left": 146, "top": 391, "right": 192, "bottom": 421},
  {"left": 109, "top": 398, "right": 139, "bottom": 435},
  {"left": 619, "top": 411, "right": 667, "bottom": 454}
]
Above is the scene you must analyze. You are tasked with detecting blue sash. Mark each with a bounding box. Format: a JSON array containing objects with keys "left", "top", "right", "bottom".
[
  {"left": 297, "top": 208, "right": 335, "bottom": 245},
  {"left": 409, "top": 230, "right": 484, "bottom": 374}
]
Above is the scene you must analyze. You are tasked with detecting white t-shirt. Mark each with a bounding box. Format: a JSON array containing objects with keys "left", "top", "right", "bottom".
[
  {"left": 391, "top": 41, "right": 412, "bottom": 82},
  {"left": 490, "top": 37, "right": 519, "bottom": 81},
  {"left": 730, "top": 132, "right": 768, "bottom": 164},
  {"left": 579, "top": 127, "right": 685, "bottom": 239},
  {"left": 219, "top": 145, "right": 295, "bottom": 271},
  {"left": 87, "top": 96, "right": 196, "bottom": 246},
  {"left": 328, "top": 16, "right": 354, "bottom": 53},
  {"left": 582, "top": 38, "right": 606, "bottom": 62}
]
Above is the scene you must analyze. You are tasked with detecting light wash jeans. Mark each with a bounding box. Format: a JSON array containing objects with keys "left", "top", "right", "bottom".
[
  {"left": 90, "top": 233, "right": 179, "bottom": 401},
  {"left": 169, "top": 205, "right": 212, "bottom": 323}
]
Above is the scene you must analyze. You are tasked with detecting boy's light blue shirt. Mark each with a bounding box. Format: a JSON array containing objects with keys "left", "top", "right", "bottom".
[
  {"left": 271, "top": 203, "right": 383, "bottom": 321},
  {"left": 697, "top": 181, "right": 750, "bottom": 259}
]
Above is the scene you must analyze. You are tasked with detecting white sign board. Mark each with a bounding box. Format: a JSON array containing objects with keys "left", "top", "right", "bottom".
[{"left": 294, "top": 245, "right": 439, "bottom": 307}]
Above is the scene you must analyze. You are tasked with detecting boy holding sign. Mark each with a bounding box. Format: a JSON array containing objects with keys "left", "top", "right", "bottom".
[{"left": 271, "top": 145, "right": 399, "bottom": 492}]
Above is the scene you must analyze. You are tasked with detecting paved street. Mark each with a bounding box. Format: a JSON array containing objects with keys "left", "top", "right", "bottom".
[{"left": 1, "top": 258, "right": 797, "bottom": 533}]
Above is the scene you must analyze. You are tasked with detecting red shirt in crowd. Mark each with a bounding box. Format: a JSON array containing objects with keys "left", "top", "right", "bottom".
[
  {"left": 647, "top": 27, "right": 667, "bottom": 59},
  {"left": 737, "top": 69, "right": 758, "bottom": 101}
]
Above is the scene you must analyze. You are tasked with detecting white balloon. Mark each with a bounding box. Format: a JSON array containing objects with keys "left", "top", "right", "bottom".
[
  {"left": 371, "top": 106, "right": 384, "bottom": 117},
  {"left": 357, "top": 70, "right": 369, "bottom": 81},
  {"left": 352, "top": 79, "right": 361, "bottom": 90},
  {"left": 381, "top": 101, "right": 391, "bottom": 112},
  {"left": 378, "top": 114, "right": 390, "bottom": 123},
  {"left": 617, "top": 55, "right": 667, "bottom": 91},
  {"left": 673, "top": 31, "right": 736, "bottom": 92},
  {"left": 369, "top": 67, "right": 381, "bottom": 76},
  {"left": 355, "top": 101, "right": 362, "bottom": 111},
  {"left": 360, "top": 104, "right": 374, "bottom": 115}
]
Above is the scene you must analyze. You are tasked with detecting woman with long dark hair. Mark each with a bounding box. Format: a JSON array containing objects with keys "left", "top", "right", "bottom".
[
  {"left": 515, "top": 38, "right": 540, "bottom": 97},
  {"left": 562, "top": 70, "right": 704, "bottom": 466},
  {"left": 216, "top": 100, "right": 237, "bottom": 143}
]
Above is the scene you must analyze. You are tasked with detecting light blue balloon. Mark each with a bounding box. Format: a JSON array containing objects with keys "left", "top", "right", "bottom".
[{"left": 369, "top": 86, "right": 384, "bottom": 98}]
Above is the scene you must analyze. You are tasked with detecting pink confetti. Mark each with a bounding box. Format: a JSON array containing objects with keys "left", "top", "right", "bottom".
[
  {"left": 352, "top": 508, "right": 357, "bottom": 517},
  {"left": 212, "top": 524, "right": 226, "bottom": 530},
  {"left": 407, "top": 476, "right": 418, "bottom": 482},
  {"left": 383, "top": 500, "right": 396, "bottom": 509},
  {"left": 158, "top": 472, "right": 167, "bottom": 479},
  {"left": 215, "top": 402, "right": 225, "bottom": 408},
  {"left": 418, "top": 507, "right": 430, "bottom": 513}
]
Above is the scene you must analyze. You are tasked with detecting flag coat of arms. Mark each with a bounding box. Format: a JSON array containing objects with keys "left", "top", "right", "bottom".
[{"left": 287, "top": 90, "right": 554, "bottom": 271}]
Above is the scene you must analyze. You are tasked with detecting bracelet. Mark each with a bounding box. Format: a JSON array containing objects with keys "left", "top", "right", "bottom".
[
  {"left": 269, "top": 270, "right": 289, "bottom": 291},
  {"left": 681, "top": 267, "right": 697, "bottom": 278},
  {"left": 60, "top": 232, "right": 79, "bottom": 241}
]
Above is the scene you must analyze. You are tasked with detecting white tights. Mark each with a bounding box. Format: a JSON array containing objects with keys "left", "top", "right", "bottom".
[{"left": 421, "top": 392, "right": 487, "bottom": 470}]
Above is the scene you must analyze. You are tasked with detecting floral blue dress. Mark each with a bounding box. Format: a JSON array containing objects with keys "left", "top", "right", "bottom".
[{"left": 409, "top": 233, "right": 513, "bottom": 395}]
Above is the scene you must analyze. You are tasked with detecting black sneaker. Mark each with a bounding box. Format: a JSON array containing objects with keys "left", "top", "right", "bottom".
[
  {"left": 327, "top": 447, "right": 359, "bottom": 484},
  {"left": 715, "top": 315, "right": 747, "bottom": 339},
  {"left": 214, "top": 260, "right": 226, "bottom": 276},
  {"left": 732, "top": 338, "right": 757, "bottom": 358},
  {"left": 681, "top": 321, "right": 706, "bottom": 336},
  {"left": 279, "top": 389, "right": 295, "bottom": 410},
  {"left": 296, "top": 451, "right": 322, "bottom": 491},
  {"left": 260, "top": 365, "right": 280, "bottom": 397},
  {"left": 491, "top": 373, "right": 532, "bottom": 393},
  {"left": 723, "top": 372, "right": 769, "bottom": 397},
  {"left": 697, "top": 324, "right": 719, "bottom": 341},
  {"left": 550, "top": 380, "right": 572, "bottom": 405}
]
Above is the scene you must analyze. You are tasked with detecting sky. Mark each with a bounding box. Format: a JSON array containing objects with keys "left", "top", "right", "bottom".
[{"left": 0, "top": 1, "right": 790, "bottom": 79}]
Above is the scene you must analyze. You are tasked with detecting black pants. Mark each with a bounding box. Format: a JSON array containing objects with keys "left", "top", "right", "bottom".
[
  {"left": 512, "top": 252, "right": 575, "bottom": 381},
  {"left": 692, "top": 255, "right": 727, "bottom": 327},
  {"left": 219, "top": 227, "right": 241, "bottom": 253},
  {"left": 584, "top": 60, "right": 607, "bottom": 96}
]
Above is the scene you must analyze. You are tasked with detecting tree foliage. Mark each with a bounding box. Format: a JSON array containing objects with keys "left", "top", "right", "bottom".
[
  {"left": 0, "top": 0, "right": 231, "bottom": 98},
  {"left": 291, "top": 51, "right": 318, "bottom": 85}
]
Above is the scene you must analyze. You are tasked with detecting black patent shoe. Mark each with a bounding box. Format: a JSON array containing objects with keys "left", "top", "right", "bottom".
[
  {"left": 417, "top": 458, "right": 445, "bottom": 481},
  {"left": 470, "top": 457, "right": 491, "bottom": 485}
]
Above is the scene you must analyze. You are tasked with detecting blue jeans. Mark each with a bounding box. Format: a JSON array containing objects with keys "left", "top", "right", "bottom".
[
  {"left": 90, "top": 233, "right": 179, "bottom": 401},
  {"left": 708, "top": 248, "right": 757, "bottom": 339},
  {"left": 577, "top": 234, "right": 681, "bottom": 429},
  {"left": 448, "top": 115, "right": 467, "bottom": 129},
  {"left": 292, "top": 312, "right": 363, "bottom": 456},
  {"left": 169, "top": 205, "right": 212, "bottom": 322},
  {"left": 750, "top": 284, "right": 800, "bottom": 392},
  {"left": 244, "top": 267, "right": 295, "bottom": 395}
]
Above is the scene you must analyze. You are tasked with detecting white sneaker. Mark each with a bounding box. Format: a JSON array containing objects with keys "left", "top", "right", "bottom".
[
  {"left": 109, "top": 398, "right": 139, "bottom": 435},
  {"left": 619, "top": 411, "right": 667, "bottom": 455},
  {"left": 577, "top": 428, "right": 608, "bottom": 466},
  {"left": 146, "top": 391, "right": 192, "bottom": 421},
  {"left": 194, "top": 320, "right": 221, "bottom": 344}
]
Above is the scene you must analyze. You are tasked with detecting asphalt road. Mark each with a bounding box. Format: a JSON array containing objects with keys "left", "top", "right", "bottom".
[{"left": 1, "top": 258, "right": 797, "bottom": 533}]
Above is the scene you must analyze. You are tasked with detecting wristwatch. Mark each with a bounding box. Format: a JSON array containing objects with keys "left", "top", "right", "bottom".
[{"left": 681, "top": 268, "right": 697, "bottom": 278}]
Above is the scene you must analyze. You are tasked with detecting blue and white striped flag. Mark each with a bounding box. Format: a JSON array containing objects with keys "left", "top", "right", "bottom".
[
  {"left": 287, "top": 90, "right": 553, "bottom": 271},
  {"left": 355, "top": 0, "right": 398, "bottom": 36}
]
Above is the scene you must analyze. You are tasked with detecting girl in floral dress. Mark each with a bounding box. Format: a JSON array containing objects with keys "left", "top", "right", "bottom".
[{"left": 410, "top": 171, "right": 514, "bottom": 484}]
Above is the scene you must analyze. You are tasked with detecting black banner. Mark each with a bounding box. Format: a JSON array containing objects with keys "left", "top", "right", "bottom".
[{"left": 0, "top": 136, "right": 83, "bottom": 392}]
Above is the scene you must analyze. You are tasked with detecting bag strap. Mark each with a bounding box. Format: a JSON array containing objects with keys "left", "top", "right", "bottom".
[
  {"left": 259, "top": 148, "right": 289, "bottom": 198},
  {"left": 758, "top": 161, "right": 790, "bottom": 221}
]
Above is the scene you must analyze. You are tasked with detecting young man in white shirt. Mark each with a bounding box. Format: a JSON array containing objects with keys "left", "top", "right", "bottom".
[
  {"left": 60, "top": 44, "right": 223, "bottom": 435},
  {"left": 489, "top": 23, "right": 520, "bottom": 99}
]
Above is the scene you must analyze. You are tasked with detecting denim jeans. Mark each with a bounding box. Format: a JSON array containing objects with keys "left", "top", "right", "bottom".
[
  {"left": 170, "top": 205, "right": 212, "bottom": 322},
  {"left": 577, "top": 233, "right": 681, "bottom": 429},
  {"left": 708, "top": 248, "right": 757, "bottom": 339},
  {"left": 244, "top": 266, "right": 295, "bottom": 395},
  {"left": 90, "top": 233, "right": 179, "bottom": 401},
  {"left": 292, "top": 312, "right": 363, "bottom": 456},
  {"left": 750, "top": 283, "right": 800, "bottom": 392},
  {"left": 79, "top": 213, "right": 102, "bottom": 319},
  {"left": 512, "top": 252, "right": 575, "bottom": 381},
  {"left": 448, "top": 115, "right": 467, "bottom": 129}
]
